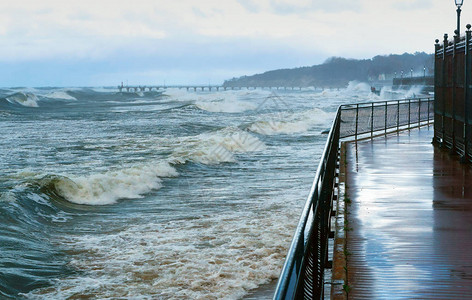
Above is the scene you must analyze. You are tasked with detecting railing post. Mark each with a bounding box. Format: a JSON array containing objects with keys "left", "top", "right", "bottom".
[
  {"left": 451, "top": 31, "right": 459, "bottom": 151},
  {"left": 433, "top": 39, "right": 441, "bottom": 144},
  {"left": 371, "top": 102, "right": 374, "bottom": 138},
  {"left": 408, "top": 99, "right": 411, "bottom": 129},
  {"left": 355, "top": 104, "right": 359, "bottom": 140},
  {"left": 418, "top": 98, "right": 421, "bottom": 128},
  {"left": 463, "top": 25, "right": 471, "bottom": 162},
  {"left": 397, "top": 100, "right": 400, "bottom": 131},
  {"left": 385, "top": 101, "right": 388, "bottom": 135},
  {"left": 442, "top": 33, "right": 448, "bottom": 145},
  {"left": 428, "top": 98, "right": 430, "bottom": 125}
]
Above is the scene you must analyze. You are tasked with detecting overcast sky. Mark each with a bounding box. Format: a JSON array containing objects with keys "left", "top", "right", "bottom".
[{"left": 0, "top": 0, "right": 469, "bottom": 86}]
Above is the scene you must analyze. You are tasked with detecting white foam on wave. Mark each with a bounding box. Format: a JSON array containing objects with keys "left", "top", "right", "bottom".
[
  {"left": 25, "top": 208, "right": 297, "bottom": 299},
  {"left": 6, "top": 92, "right": 39, "bottom": 107},
  {"left": 0, "top": 191, "right": 16, "bottom": 203},
  {"left": 249, "top": 108, "right": 330, "bottom": 135},
  {"left": 45, "top": 91, "right": 77, "bottom": 101},
  {"left": 310, "top": 81, "right": 373, "bottom": 100},
  {"left": 346, "top": 80, "right": 371, "bottom": 92},
  {"left": 367, "top": 91, "right": 382, "bottom": 101},
  {"left": 162, "top": 88, "right": 200, "bottom": 102},
  {"left": 53, "top": 161, "right": 178, "bottom": 205},
  {"left": 163, "top": 88, "right": 262, "bottom": 113},
  {"left": 169, "top": 127, "right": 265, "bottom": 165},
  {"left": 195, "top": 96, "right": 256, "bottom": 113},
  {"left": 91, "top": 87, "right": 116, "bottom": 93}
]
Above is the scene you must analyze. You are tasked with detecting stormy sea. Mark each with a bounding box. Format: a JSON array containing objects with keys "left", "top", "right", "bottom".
[{"left": 0, "top": 83, "right": 417, "bottom": 299}]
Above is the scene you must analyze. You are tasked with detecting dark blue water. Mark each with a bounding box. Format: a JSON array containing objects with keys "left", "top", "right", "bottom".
[{"left": 0, "top": 83, "right": 402, "bottom": 299}]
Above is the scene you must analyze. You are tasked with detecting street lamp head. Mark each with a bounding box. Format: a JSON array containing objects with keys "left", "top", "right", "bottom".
[{"left": 455, "top": 0, "right": 464, "bottom": 7}]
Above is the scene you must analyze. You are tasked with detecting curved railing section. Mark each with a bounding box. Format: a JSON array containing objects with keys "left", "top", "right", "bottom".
[{"left": 274, "top": 97, "right": 434, "bottom": 300}]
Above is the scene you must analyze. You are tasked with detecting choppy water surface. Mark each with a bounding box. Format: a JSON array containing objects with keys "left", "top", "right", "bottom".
[{"left": 0, "top": 83, "right": 412, "bottom": 299}]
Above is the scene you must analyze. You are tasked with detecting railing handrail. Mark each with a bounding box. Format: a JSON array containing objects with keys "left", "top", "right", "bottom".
[
  {"left": 340, "top": 97, "right": 431, "bottom": 109},
  {"left": 274, "top": 107, "right": 341, "bottom": 299}
]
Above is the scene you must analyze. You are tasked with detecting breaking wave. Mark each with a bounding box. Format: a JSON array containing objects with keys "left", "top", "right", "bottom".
[
  {"left": 37, "top": 162, "right": 178, "bottom": 205},
  {"left": 345, "top": 81, "right": 371, "bottom": 92},
  {"left": 169, "top": 127, "right": 265, "bottom": 165},
  {"left": 248, "top": 108, "right": 330, "bottom": 135},
  {"left": 44, "top": 91, "right": 77, "bottom": 101},
  {"left": 195, "top": 98, "right": 256, "bottom": 113},
  {"left": 30, "top": 127, "right": 264, "bottom": 205},
  {"left": 5, "top": 92, "right": 39, "bottom": 107},
  {"left": 194, "top": 93, "right": 258, "bottom": 113},
  {"left": 163, "top": 88, "right": 258, "bottom": 113}
]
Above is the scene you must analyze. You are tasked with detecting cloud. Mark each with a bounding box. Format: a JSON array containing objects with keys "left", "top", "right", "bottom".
[
  {"left": 270, "top": 0, "right": 362, "bottom": 14},
  {"left": 392, "top": 0, "right": 433, "bottom": 11},
  {"left": 0, "top": 0, "right": 465, "bottom": 86},
  {"left": 236, "top": 0, "right": 361, "bottom": 14},
  {"left": 237, "top": 0, "right": 262, "bottom": 13}
]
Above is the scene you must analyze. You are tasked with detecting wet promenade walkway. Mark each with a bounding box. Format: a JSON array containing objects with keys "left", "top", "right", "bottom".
[{"left": 345, "top": 126, "right": 472, "bottom": 299}]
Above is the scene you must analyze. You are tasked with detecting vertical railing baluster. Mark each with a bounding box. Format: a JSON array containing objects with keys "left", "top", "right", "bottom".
[
  {"left": 418, "top": 98, "right": 421, "bottom": 128},
  {"left": 355, "top": 104, "right": 359, "bottom": 140},
  {"left": 408, "top": 99, "right": 411, "bottom": 129},
  {"left": 371, "top": 102, "right": 374, "bottom": 138},
  {"left": 428, "top": 98, "right": 430, "bottom": 125},
  {"left": 397, "top": 100, "right": 400, "bottom": 131},
  {"left": 385, "top": 101, "right": 388, "bottom": 135}
]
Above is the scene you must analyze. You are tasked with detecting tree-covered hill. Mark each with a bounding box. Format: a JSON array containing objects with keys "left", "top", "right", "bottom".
[{"left": 223, "top": 52, "right": 433, "bottom": 88}]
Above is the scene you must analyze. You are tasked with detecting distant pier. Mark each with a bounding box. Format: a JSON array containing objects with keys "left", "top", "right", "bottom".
[{"left": 117, "top": 83, "right": 332, "bottom": 92}]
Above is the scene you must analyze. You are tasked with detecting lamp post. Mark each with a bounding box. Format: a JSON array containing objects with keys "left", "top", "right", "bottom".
[
  {"left": 456, "top": 0, "right": 464, "bottom": 35},
  {"left": 411, "top": 68, "right": 413, "bottom": 78},
  {"left": 424, "top": 66, "right": 426, "bottom": 78}
]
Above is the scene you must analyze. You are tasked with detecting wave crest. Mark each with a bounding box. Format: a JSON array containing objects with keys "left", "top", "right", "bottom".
[
  {"left": 45, "top": 91, "right": 77, "bottom": 101},
  {"left": 248, "top": 108, "right": 329, "bottom": 135},
  {"left": 38, "top": 162, "right": 178, "bottom": 205},
  {"left": 170, "top": 127, "right": 265, "bottom": 165},
  {"left": 6, "top": 92, "right": 39, "bottom": 107},
  {"left": 195, "top": 98, "right": 256, "bottom": 113}
]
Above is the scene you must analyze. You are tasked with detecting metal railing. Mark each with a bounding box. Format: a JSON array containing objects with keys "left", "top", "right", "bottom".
[
  {"left": 434, "top": 26, "right": 472, "bottom": 162},
  {"left": 274, "top": 97, "right": 434, "bottom": 300},
  {"left": 340, "top": 97, "right": 434, "bottom": 140}
]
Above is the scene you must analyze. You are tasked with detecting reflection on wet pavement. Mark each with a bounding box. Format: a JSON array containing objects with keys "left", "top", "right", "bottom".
[{"left": 345, "top": 126, "right": 472, "bottom": 299}]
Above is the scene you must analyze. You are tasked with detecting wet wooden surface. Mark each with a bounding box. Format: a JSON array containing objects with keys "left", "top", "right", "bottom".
[{"left": 345, "top": 126, "right": 472, "bottom": 299}]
